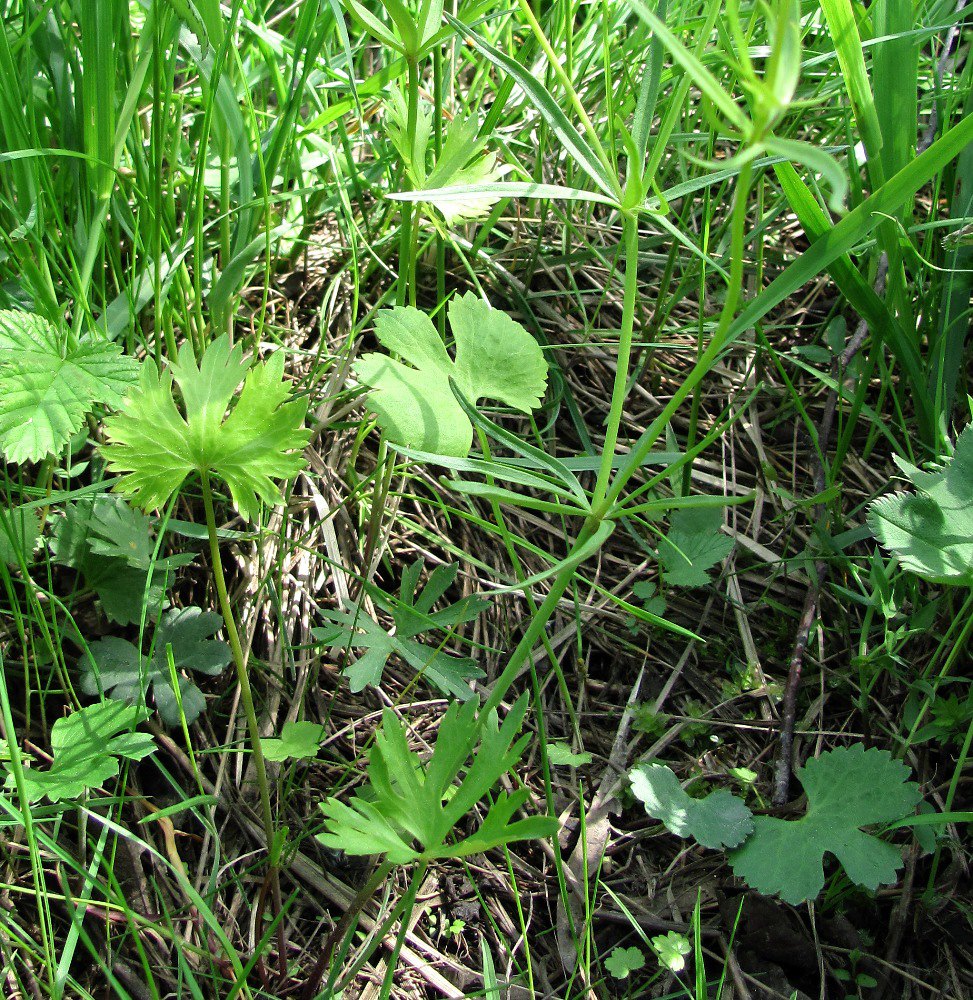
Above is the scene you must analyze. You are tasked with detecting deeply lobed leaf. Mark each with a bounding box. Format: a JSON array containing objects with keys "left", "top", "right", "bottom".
[{"left": 101, "top": 336, "right": 310, "bottom": 521}]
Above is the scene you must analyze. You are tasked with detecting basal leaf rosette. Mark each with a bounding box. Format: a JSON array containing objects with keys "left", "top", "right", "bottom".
[
  {"left": 101, "top": 336, "right": 310, "bottom": 522},
  {"left": 354, "top": 292, "right": 548, "bottom": 457}
]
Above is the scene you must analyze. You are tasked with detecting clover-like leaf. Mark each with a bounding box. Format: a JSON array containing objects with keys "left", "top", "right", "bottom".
[
  {"left": 729, "top": 744, "right": 921, "bottom": 905},
  {"left": 868, "top": 426, "right": 973, "bottom": 585},
  {"left": 80, "top": 607, "right": 231, "bottom": 725},
  {"left": 605, "top": 946, "right": 645, "bottom": 980},
  {"left": 354, "top": 293, "right": 547, "bottom": 457},
  {"left": 260, "top": 721, "right": 327, "bottom": 762},
  {"left": 658, "top": 508, "right": 734, "bottom": 588},
  {"left": 629, "top": 763, "right": 754, "bottom": 849},
  {"left": 650, "top": 932, "right": 691, "bottom": 973},
  {"left": 318, "top": 695, "right": 558, "bottom": 863},
  {"left": 0, "top": 310, "right": 138, "bottom": 463},
  {"left": 101, "top": 336, "right": 310, "bottom": 522},
  {"left": 5, "top": 700, "right": 156, "bottom": 803}
]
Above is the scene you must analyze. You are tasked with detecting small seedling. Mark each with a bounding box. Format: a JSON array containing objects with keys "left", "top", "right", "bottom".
[
  {"left": 605, "top": 945, "right": 645, "bottom": 980},
  {"left": 260, "top": 721, "right": 327, "bottom": 762},
  {"left": 650, "top": 931, "right": 691, "bottom": 973}
]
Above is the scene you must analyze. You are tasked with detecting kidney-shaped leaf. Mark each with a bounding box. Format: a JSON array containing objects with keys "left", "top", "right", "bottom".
[
  {"left": 354, "top": 293, "right": 547, "bottom": 457},
  {"left": 730, "top": 745, "right": 920, "bottom": 904}
]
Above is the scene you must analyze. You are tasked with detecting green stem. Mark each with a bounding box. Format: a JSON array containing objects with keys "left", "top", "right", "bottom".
[
  {"left": 398, "top": 56, "right": 421, "bottom": 308},
  {"left": 591, "top": 212, "right": 640, "bottom": 509},
  {"left": 199, "top": 473, "right": 276, "bottom": 855}
]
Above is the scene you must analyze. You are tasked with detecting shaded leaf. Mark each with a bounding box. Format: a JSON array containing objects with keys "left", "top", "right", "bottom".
[
  {"left": 629, "top": 763, "right": 754, "bottom": 849},
  {"left": 6, "top": 700, "right": 155, "bottom": 803},
  {"left": 658, "top": 508, "right": 733, "bottom": 587},
  {"left": 260, "top": 721, "right": 327, "bottom": 762},
  {"left": 80, "top": 607, "right": 231, "bottom": 725}
]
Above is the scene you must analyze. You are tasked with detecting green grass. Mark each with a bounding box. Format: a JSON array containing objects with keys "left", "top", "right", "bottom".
[{"left": 0, "top": 0, "right": 971, "bottom": 997}]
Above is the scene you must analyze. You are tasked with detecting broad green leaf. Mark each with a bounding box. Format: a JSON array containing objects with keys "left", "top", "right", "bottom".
[
  {"left": 6, "top": 700, "right": 156, "bottom": 803},
  {"left": 605, "top": 946, "right": 645, "bottom": 980},
  {"left": 51, "top": 496, "right": 192, "bottom": 625},
  {"left": 546, "top": 742, "right": 592, "bottom": 767},
  {"left": 354, "top": 293, "right": 547, "bottom": 457},
  {"left": 868, "top": 426, "right": 973, "bottom": 585},
  {"left": 0, "top": 505, "right": 39, "bottom": 567},
  {"left": 658, "top": 508, "right": 734, "bottom": 588},
  {"left": 80, "top": 607, "right": 231, "bottom": 725},
  {"left": 629, "top": 763, "right": 754, "bottom": 849},
  {"left": 730, "top": 745, "right": 921, "bottom": 904},
  {"left": 260, "top": 721, "right": 327, "bottom": 762},
  {"left": 386, "top": 94, "right": 510, "bottom": 225},
  {"left": 101, "top": 336, "right": 310, "bottom": 522},
  {"left": 0, "top": 310, "right": 138, "bottom": 464},
  {"left": 318, "top": 695, "right": 558, "bottom": 863}
]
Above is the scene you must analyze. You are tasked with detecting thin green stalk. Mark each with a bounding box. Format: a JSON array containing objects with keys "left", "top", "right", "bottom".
[
  {"left": 198, "top": 474, "right": 276, "bottom": 861},
  {"left": 398, "top": 56, "right": 421, "bottom": 308},
  {"left": 591, "top": 213, "right": 640, "bottom": 509}
]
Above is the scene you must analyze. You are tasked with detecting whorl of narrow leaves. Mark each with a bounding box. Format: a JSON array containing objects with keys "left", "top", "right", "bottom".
[
  {"left": 101, "top": 336, "right": 311, "bottom": 521},
  {"left": 0, "top": 310, "right": 138, "bottom": 464},
  {"left": 354, "top": 293, "right": 548, "bottom": 457}
]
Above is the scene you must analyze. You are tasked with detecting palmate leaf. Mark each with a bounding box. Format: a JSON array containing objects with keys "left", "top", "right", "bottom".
[
  {"left": 317, "top": 695, "right": 558, "bottom": 864},
  {"left": 5, "top": 700, "right": 156, "bottom": 803},
  {"left": 101, "top": 336, "right": 310, "bottom": 522},
  {"left": 868, "top": 426, "right": 973, "bottom": 585},
  {"left": 51, "top": 496, "right": 193, "bottom": 625},
  {"left": 0, "top": 310, "right": 138, "bottom": 463},
  {"left": 313, "top": 559, "right": 488, "bottom": 698},
  {"left": 385, "top": 92, "right": 510, "bottom": 225},
  {"left": 730, "top": 745, "right": 921, "bottom": 904},
  {"left": 629, "top": 763, "right": 754, "bottom": 849},
  {"left": 354, "top": 293, "right": 547, "bottom": 457},
  {"left": 658, "top": 508, "right": 734, "bottom": 588},
  {"left": 80, "top": 607, "right": 231, "bottom": 726}
]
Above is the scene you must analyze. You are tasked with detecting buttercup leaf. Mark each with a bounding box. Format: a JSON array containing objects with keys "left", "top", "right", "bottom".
[
  {"left": 729, "top": 745, "right": 921, "bottom": 904},
  {"left": 318, "top": 695, "right": 557, "bottom": 863},
  {"left": 629, "top": 762, "right": 754, "bottom": 849},
  {"left": 869, "top": 426, "right": 973, "bottom": 584},
  {"left": 80, "top": 607, "right": 231, "bottom": 725},
  {"left": 354, "top": 293, "right": 547, "bottom": 457},
  {"left": 101, "top": 336, "right": 310, "bottom": 521},
  {"left": 658, "top": 508, "right": 734, "bottom": 588},
  {"left": 5, "top": 700, "right": 156, "bottom": 803},
  {"left": 605, "top": 946, "right": 645, "bottom": 980},
  {"left": 0, "top": 310, "right": 138, "bottom": 463},
  {"left": 260, "top": 721, "right": 327, "bottom": 762}
]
